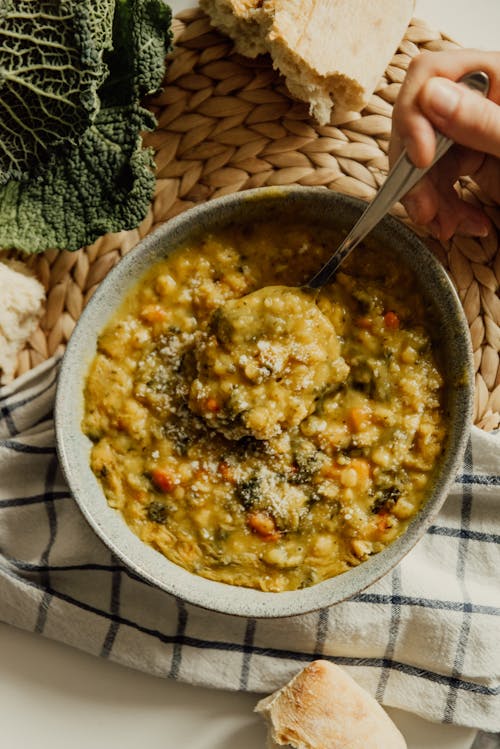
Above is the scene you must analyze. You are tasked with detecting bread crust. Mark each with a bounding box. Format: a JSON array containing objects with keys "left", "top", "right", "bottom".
[
  {"left": 199, "top": 0, "right": 267, "bottom": 57},
  {"left": 200, "top": 0, "right": 415, "bottom": 124},
  {"left": 255, "top": 660, "right": 407, "bottom": 749}
]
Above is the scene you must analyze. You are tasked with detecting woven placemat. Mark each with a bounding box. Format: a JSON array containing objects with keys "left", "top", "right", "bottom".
[{"left": 11, "top": 7, "right": 500, "bottom": 430}]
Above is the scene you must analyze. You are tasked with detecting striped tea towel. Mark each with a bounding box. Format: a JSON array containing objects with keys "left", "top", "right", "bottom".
[{"left": 1, "top": 356, "right": 500, "bottom": 733}]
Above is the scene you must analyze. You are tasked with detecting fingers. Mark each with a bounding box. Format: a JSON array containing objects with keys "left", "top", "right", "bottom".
[
  {"left": 391, "top": 49, "right": 500, "bottom": 167},
  {"left": 419, "top": 78, "right": 500, "bottom": 158},
  {"left": 403, "top": 176, "right": 439, "bottom": 226},
  {"left": 405, "top": 177, "right": 490, "bottom": 241},
  {"left": 436, "top": 193, "right": 490, "bottom": 242},
  {"left": 474, "top": 153, "right": 500, "bottom": 205},
  {"left": 390, "top": 49, "right": 500, "bottom": 240},
  {"left": 402, "top": 146, "right": 491, "bottom": 240}
]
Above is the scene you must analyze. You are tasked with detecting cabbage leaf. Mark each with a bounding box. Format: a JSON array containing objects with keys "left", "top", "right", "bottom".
[
  {"left": 0, "top": 0, "right": 116, "bottom": 184},
  {"left": 0, "top": 0, "right": 172, "bottom": 253}
]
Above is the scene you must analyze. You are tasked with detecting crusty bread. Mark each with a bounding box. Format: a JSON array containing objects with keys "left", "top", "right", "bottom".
[
  {"left": 255, "top": 660, "right": 407, "bottom": 749},
  {"left": 0, "top": 260, "right": 45, "bottom": 384},
  {"left": 199, "top": 0, "right": 414, "bottom": 124},
  {"left": 200, "top": 0, "right": 267, "bottom": 57}
]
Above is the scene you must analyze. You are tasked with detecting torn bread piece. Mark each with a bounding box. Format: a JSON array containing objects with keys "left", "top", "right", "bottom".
[
  {"left": 200, "top": 0, "right": 267, "bottom": 57},
  {"left": 200, "top": 0, "right": 415, "bottom": 124},
  {"left": 255, "top": 660, "right": 407, "bottom": 749},
  {"left": 0, "top": 260, "right": 45, "bottom": 385}
]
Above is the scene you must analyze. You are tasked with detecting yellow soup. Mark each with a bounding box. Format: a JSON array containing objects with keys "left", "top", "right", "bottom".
[{"left": 82, "top": 221, "right": 446, "bottom": 591}]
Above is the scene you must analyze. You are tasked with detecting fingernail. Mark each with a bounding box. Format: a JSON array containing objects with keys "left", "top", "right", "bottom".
[
  {"left": 457, "top": 217, "right": 489, "bottom": 237},
  {"left": 425, "top": 78, "right": 461, "bottom": 119}
]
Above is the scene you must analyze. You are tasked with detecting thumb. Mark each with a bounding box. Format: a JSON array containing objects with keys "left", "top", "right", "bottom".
[{"left": 419, "top": 77, "right": 500, "bottom": 158}]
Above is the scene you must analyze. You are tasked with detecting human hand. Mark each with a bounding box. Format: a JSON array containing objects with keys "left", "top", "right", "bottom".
[{"left": 390, "top": 49, "right": 500, "bottom": 240}]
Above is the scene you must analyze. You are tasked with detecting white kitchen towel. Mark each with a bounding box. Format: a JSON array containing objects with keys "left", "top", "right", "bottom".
[{"left": 1, "top": 356, "right": 500, "bottom": 732}]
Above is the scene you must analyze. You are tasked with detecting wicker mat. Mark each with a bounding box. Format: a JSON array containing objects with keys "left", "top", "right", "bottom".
[{"left": 12, "top": 8, "right": 500, "bottom": 430}]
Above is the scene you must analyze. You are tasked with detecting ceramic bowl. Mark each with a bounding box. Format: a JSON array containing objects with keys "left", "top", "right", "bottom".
[{"left": 55, "top": 186, "right": 473, "bottom": 618}]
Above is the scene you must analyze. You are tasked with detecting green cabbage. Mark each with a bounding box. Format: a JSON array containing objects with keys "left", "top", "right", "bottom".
[{"left": 0, "top": 0, "right": 172, "bottom": 253}]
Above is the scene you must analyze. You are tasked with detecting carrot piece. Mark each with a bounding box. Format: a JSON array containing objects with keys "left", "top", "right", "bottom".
[
  {"left": 151, "top": 468, "right": 176, "bottom": 493},
  {"left": 205, "top": 397, "right": 220, "bottom": 413},
  {"left": 356, "top": 316, "right": 373, "bottom": 330},
  {"left": 247, "top": 511, "right": 280, "bottom": 541},
  {"left": 218, "top": 461, "right": 234, "bottom": 483},
  {"left": 377, "top": 513, "right": 389, "bottom": 531},
  {"left": 347, "top": 406, "right": 371, "bottom": 433},
  {"left": 350, "top": 457, "right": 370, "bottom": 478},
  {"left": 140, "top": 304, "right": 167, "bottom": 324},
  {"left": 383, "top": 310, "right": 400, "bottom": 330},
  {"left": 321, "top": 462, "right": 342, "bottom": 479}
]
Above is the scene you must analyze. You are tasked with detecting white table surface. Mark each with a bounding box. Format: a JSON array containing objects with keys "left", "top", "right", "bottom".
[{"left": 2, "top": 2, "right": 499, "bottom": 747}]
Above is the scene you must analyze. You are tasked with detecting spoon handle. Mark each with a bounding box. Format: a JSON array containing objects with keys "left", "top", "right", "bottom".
[{"left": 307, "top": 70, "right": 490, "bottom": 289}]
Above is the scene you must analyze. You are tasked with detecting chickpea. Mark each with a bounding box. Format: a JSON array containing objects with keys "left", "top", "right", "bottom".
[
  {"left": 311, "top": 535, "right": 335, "bottom": 557},
  {"left": 340, "top": 467, "right": 358, "bottom": 488},
  {"left": 392, "top": 498, "right": 416, "bottom": 520},
  {"left": 351, "top": 539, "right": 373, "bottom": 559}
]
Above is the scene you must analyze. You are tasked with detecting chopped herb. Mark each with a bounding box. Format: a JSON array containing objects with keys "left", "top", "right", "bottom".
[
  {"left": 235, "top": 476, "right": 261, "bottom": 509},
  {"left": 234, "top": 435, "right": 261, "bottom": 457},
  {"left": 371, "top": 486, "right": 401, "bottom": 514},
  {"left": 85, "top": 429, "right": 103, "bottom": 443},
  {"left": 290, "top": 448, "right": 323, "bottom": 484},
  {"left": 352, "top": 288, "right": 376, "bottom": 314},
  {"left": 350, "top": 359, "right": 391, "bottom": 401},
  {"left": 308, "top": 490, "right": 322, "bottom": 504},
  {"left": 146, "top": 501, "right": 168, "bottom": 524},
  {"left": 210, "top": 307, "right": 232, "bottom": 345}
]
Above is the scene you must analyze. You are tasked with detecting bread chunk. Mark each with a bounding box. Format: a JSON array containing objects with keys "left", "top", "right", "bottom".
[
  {"left": 199, "top": 0, "right": 267, "bottom": 56},
  {"left": 0, "top": 260, "right": 45, "bottom": 384},
  {"left": 200, "top": 0, "right": 415, "bottom": 124},
  {"left": 255, "top": 660, "right": 407, "bottom": 749}
]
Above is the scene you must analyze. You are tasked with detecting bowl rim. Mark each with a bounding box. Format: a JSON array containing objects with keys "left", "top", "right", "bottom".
[{"left": 55, "top": 185, "right": 474, "bottom": 618}]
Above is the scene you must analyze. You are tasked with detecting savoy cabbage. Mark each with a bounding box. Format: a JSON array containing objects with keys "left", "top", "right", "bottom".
[{"left": 0, "top": 0, "right": 172, "bottom": 253}]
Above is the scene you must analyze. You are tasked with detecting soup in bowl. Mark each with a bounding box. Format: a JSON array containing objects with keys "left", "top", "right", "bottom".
[{"left": 55, "top": 187, "right": 473, "bottom": 617}]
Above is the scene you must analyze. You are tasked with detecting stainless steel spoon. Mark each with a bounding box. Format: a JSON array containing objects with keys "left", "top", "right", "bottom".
[{"left": 306, "top": 70, "right": 490, "bottom": 289}]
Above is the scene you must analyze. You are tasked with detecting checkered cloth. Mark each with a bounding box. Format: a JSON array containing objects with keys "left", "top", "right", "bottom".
[{"left": 1, "top": 357, "right": 500, "bottom": 734}]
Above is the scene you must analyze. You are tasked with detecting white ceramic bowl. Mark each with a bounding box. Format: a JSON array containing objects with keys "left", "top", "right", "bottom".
[{"left": 55, "top": 186, "right": 473, "bottom": 618}]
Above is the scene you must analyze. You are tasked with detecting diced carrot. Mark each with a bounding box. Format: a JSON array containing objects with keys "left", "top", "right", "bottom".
[
  {"left": 347, "top": 406, "right": 371, "bottom": 433},
  {"left": 131, "top": 489, "right": 148, "bottom": 504},
  {"left": 247, "top": 511, "right": 280, "bottom": 541},
  {"left": 376, "top": 512, "right": 391, "bottom": 532},
  {"left": 383, "top": 310, "right": 400, "bottom": 330},
  {"left": 321, "top": 462, "right": 342, "bottom": 479},
  {"left": 140, "top": 304, "right": 167, "bottom": 324},
  {"left": 350, "top": 457, "right": 370, "bottom": 477},
  {"left": 356, "top": 316, "right": 373, "bottom": 330},
  {"left": 205, "top": 397, "right": 220, "bottom": 413},
  {"left": 151, "top": 468, "right": 176, "bottom": 493},
  {"left": 218, "top": 460, "right": 235, "bottom": 483}
]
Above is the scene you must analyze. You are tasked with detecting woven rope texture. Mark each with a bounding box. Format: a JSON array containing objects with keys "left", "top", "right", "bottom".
[{"left": 11, "top": 8, "right": 500, "bottom": 430}]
